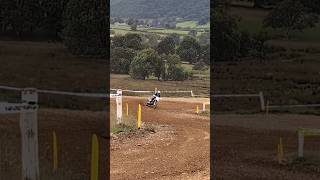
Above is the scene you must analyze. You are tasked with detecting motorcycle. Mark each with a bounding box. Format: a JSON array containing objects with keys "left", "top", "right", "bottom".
[{"left": 146, "top": 96, "right": 159, "bottom": 109}]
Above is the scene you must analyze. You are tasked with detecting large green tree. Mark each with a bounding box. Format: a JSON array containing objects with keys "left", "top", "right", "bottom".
[
  {"left": 111, "top": 47, "right": 136, "bottom": 74},
  {"left": 212, "top": 7, "right": 241, "bottom": 62},
  {"left": 129, "top": 48, "right": 160, "bottom": 80},
  {"left": 62, "top": 0, "right": 108, "bottom": 56},
  {"left": 157, "top": 36, "right": 176, "bottom": 55},
  {"left": 263, "top": 0, "right": 318, "bottom": 39},
  {"left": 177, "top": 36, "right": 201, "bottom": 63}
]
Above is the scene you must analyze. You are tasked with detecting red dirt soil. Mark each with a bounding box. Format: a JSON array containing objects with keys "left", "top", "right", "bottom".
[
  {"left": 215, "top": 114, "right": 320, "bottom": 180},
  {"left": 110, "top": 97, "right": 210, "bottom": 180},
  {"left": 0, "top": 109, "right": 108, "bottom": 180}
]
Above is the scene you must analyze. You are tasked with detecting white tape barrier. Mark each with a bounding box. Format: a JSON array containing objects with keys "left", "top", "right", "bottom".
[
  {"left": 212, "top": 92, "right": 265, "bottom": 111},
  {"left": 269, "top": 104, "right": 320, "bottom": 109},
  {"left": 0, "top": 85, "right": 114, "bottom": 98},
  {"left": 0, "top": 103, "right": 38, "bottom": 114},
  {"left": 111, "top": 88, "right": 194, "bottom": 97},
  {"left": 0, "top": 88, "right": 40, "bottom": 180}
]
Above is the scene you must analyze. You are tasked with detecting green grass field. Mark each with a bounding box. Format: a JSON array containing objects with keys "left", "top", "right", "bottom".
[
  {"left": 230, "top": 7, "right": 320, "bottom": 42},
  {"left": 111, "top": 21, "right": 209, "bottom": 37}
]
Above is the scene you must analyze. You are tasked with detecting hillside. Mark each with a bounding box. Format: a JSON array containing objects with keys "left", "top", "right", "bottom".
[{"left": 110, "top": 0, "right": 210, "bottom": 20}]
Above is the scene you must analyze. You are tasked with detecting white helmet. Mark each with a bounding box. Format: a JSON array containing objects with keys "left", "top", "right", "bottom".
[{"left": 157, "top": 90, "right": 161, "bottom": 93}]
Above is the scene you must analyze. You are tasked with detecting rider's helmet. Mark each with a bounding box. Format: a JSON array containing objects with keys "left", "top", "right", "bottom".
[{"left": 157, "top": 91, "right": 161, "bottom": 97}]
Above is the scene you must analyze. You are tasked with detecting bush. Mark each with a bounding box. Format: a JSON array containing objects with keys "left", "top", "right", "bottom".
[
  {"left": 193, "top": 60, "right": 207, "bottom": 71},
  {"left": 165, "top": 54, "right": 189, "bottom": 81},
  {"left": 111, "top": 47, "right": 136, "bottom": 74},
  {"left": 184, "top": 70, "right": 194, "bottom": 80},
  {"left": 62, "top": 0, "right": 108, "bottom": 57},
  {"left": 129, "top": 49, "right": 160, "bottom": 80},
  {"left": 167, "top": 65, "right": 185, "bottom": 81}
]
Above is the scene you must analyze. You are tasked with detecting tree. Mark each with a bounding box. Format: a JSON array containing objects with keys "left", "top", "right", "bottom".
[
  {"left": 144, "top": 33, "right": 160, "bottom": 48},
  {"left": 251, "top": 30, "right": 270, "bottom": 62},
  {"left": 124, "top": 33, "right": 143, "bottom": 50},
  {"left": 111, "top": 33, "right": 143, "bottom": 50},
  {"left": 188, "top": 30, "right": 197, "bottom": 37},
  {"left": 129, "top": 49, "right": 160, "bottom": 80},
  {"left": 111, "top": 47, "right": 136, "bottom": 74},
  {"left": 168, "top": 33, "right": 181, "bottom": 46},
  {"left": 130, "top": 23, "right": 137, "bottom": 31},
  {"left": 199, "top": 44, "right": 210, "bottom": 65},
  {"left": 111, "top": 35, "right": 126, "bottom": 48},
  {"left": 177, "top": 36, "right": 201, "bottom": 63},
  {"left": 212, "top": 8, "right": 241, "bottom": 62},
  {"left": 165, "top": 54, "right": 186, "bottom": 81},
  {"left": 253, "top": 0, "right": 264, "bottom": 8},
  {"left": 263, "top": 0, "right": 319, "bottom": 39},
  {"left": 62, "top": 0, "right": 108, "bottom": 56},
  {"left": 198, "top": 32, "right": 210, "bottom": 46},
  {"left": 157, "top": 36, "right": 176, "bottom": 55}
]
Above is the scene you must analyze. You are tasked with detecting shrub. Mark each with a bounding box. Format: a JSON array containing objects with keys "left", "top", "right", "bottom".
[
  {"left": 129, "top": 49, "right": 160, "bottom": 80},
  {"left": 62, "top": 0, "right": 108, "bottom": 57},
  {"left": 110, "top": 47, "right": 136, "bottom": 74},
  {"left": 193, "top": 60, "right": 207, "bottom": 70}
]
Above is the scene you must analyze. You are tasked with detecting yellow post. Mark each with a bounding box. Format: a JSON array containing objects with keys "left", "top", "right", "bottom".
[
  {"left": 196, "top": 105, "right": 199, "bottom": 114},
  {"left": 138, "top": 104, "right": 141, "bottom": 129},
  {"left": 53, "top": 131, "right": 58, "bottom": 172},
  {"left": 91, "top": 134, "right": 99, "bottom": 180},
  {"left": 277, "top": 137, "right": 284, "bottom": 164},
  {"left": 266, "top": 100, "right": 269, "bottom": 120},
  {"left": 126, "top": 102, "right": 129, "bottom": 116}
]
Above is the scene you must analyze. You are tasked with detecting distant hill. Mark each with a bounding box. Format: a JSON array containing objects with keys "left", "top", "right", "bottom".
[{"left": 110, "top": 0, "right": 210, "bottom": 21}]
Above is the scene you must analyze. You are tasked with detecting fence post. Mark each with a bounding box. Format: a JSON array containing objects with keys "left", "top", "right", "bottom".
[
  {"left": 116, "top": 89, "right": 122, "bottom": 124},
  {"left": 138, "top": 104, "right": 141, "bottom": 129},
  {"left": 202, "top": 103, "right": 206, "bottom": 112},
  {"left": 298, "top": 130, "right": 304, "bottom": 158},
  {"left": 53, "top": 131, "right": 58, "bottom": 172},
  {"left": 126, "top": 102, "right": 129, "bottom": 116},
  {"left": 20, "top": 88, "right": 40, "bottom": 180},
  {"left": 91, "top": 134, "right": 99, "bottom": 180},
  {"left": 259, "top": 91, "right": 265, "bottom": 111}
]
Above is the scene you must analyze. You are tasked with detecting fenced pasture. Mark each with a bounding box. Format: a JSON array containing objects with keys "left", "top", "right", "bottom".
[
  {"left": 110, "top": 21, "right": 209, "bottom": 37},
  {"left": 0, "top": 41, "right": 108, "bottom": 179},
  {"left": 213, "top": 59, "right": 320, "bottom": 115},
  {"left": 0, "top": 41, "right": 107, "bottom": 95},
  {"left": 230, "top": 6, "right": 320, "bottom": 42},
  {"left": 111, "top": 74, "right": 209, "bottom": 97}
]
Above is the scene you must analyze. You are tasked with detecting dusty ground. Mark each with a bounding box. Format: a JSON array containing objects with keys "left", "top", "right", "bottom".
[
  {"left": 110, "top": 97, "right": 210, "bottom": 180},
  {"left": 0, "top": 109, "right": 108, "bottom": 180},
  {"left": 215, "top": 114, "right": 320, "bottom": 180}
]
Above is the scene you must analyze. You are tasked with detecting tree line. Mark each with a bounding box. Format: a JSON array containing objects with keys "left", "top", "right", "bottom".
[
  {"left": 213, "top": 0, "right": 320, "bottom": 62},
  {"left": 111, "top": 32, "right": 209, "bottom": 81},
  {"left": 0, "top": 0, "right": 108, "bottom": 57}
]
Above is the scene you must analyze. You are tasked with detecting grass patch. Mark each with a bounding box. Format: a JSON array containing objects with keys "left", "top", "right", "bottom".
[
  {"left": 230, "top": 6, "right": 320, "bottom": 42},
  {"left": 111, "top": 74, "right": 209, "bottom": 97},
  {"left": 111, "top": 123, "right": 137, "bottom": 134},
  {"left": 200, "top": 110, "right": 210, "bottom": 117}
]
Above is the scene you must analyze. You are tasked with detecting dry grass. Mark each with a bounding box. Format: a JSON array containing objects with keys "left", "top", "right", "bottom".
[
  {"left": 0, "top": 41, "right": 107, "bottom": 92},
  {"left": 0, "top": 40, "right": 108, "bottom": 110},
  {"left": 110, "top": 74, "right": 209, "bottom": 97}
]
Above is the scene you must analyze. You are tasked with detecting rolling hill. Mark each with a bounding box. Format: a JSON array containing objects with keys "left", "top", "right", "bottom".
[{"left": 110, "top": 0, "right": 210, "bottom": 20}]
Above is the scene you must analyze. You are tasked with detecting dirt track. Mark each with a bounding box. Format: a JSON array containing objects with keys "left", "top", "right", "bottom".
[
  {"left": 215, "top": 114, "right": 320, "bottom": 180},
  {"left": 0, "top": 109, "right": 108, "bottom": 180},
  {"left": 110, "top": 97, "right": 210, "bottom": 180}
]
